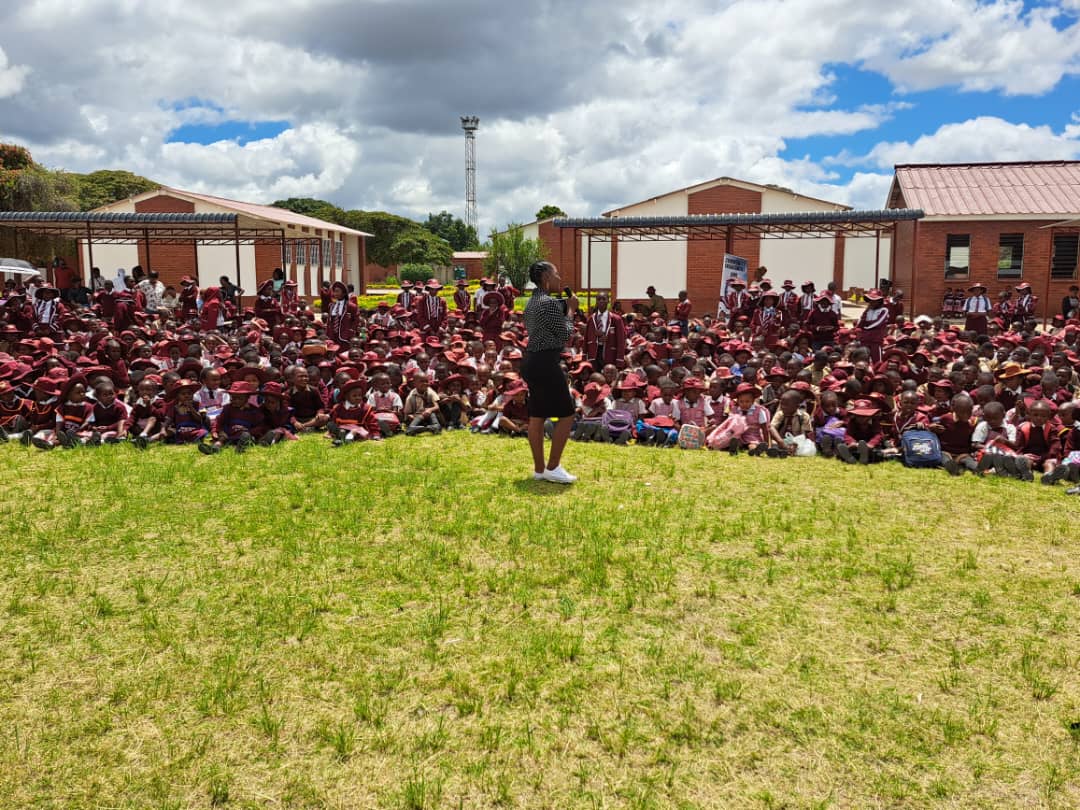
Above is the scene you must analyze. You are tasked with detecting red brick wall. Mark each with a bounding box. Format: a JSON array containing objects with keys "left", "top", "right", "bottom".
[
  {"left": 891, "top": 220, "right": 915, "bottom": 295},
  {"left": 907, "top": 219, "right": 1076, "bottom": 319},
  {"left": 538, "top": 221, "right": 580, "bottom": 290},
  {"left": 687, "top": 186, "right": 762, "bottom": 317},
  {"left": 134, "top": 195, "right": 196, "bottom": 290},
  {"left": 457, "top": 256, "right": 486, "bottom": 280}
]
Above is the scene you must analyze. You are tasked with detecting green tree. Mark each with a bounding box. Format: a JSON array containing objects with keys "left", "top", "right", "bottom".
[
  {"left": 535, "top": 204, "right": 567, "bottom": 221},
  {"left": 272, "top": 197, "right": 347, "bottom": 225},
  {"left": 422, "top": 210, "right": 479, "bottom": 251},
  {"left": 484, "top": 223, "right": 547, "bottom": 290},
  {"left": 74, "top": 170, "right": 157, "bottom": 210},
  {"left": 0, "top": 142, "right": 80, "bottom": 260}
]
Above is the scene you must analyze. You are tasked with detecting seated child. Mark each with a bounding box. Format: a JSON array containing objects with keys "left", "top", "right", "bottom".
[
  {"left": 639, "top": 377, "right": 681, "bottom": 446},
  {"left": 931, "top": 393, "right": 977, "bottom": 475},
  {"left": 126, "top": 375, "right": 165, "bottom": 448},
  {"left": 437, "top": 375, "right": 470, "bottom": 429},
  {"left": 728, "top": 382, "right": 770, "bottom": 456},
  {"left": 769, "top": 389, "right": 813, "bottom": 457},
  {"left": 89, "top": 380, "right": 129, "bottom": 444},
  {"left": 200, "top": 380, "right": 264, "bottom": 454},
  {"left": 496, "top": 380, "right": 530, "bottom": 436},
  {"left": 329, "top": 379, "right": 381, "bottom": 446},
  {"left": 366, "top": 372, "right": 403, "bottom": 437},
  {"left": 195, "top": 367, "right": 229, "bottom": 423},
  {"left": 972, "top": 401, "right": 1019, "bottom": 476},
  {"left": 881, "top": 390, "right": 929, "bottom": 460},
  {"left": 403, "top": 372, "right": 442, "bottom": 435},
  {"left": 813, "top": 390, "right": 846, "bottom": 457},
  {"left": 574, "top": 381, "right": 610, "bottom": 442},
  {"left": 259, "top": 382, "right": 295, "bottom": 445},
  {"left": 1043, "top": 402, "right": 1080, "bottom": 486},
  {"left": 162, "top": 380, "right": 209, "bottom": 444},
  {"left": 836, "top": 399, "right": 885, "bottom": 464},
  {"left": 287, "top": 366, "right": 330, "bottom": 432},
  {"left": 0, "top": 379, "right": 32, "bottom": 442},
  {"left": 1014, "top": 399, "right": 1060, "bottom": 482},
  {"left": 37, "top": 377, "right": 96, "bottom": 450}
]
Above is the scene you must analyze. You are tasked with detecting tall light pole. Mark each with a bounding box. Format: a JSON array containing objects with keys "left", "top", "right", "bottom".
[{"left": 461, "top": 115, "right": 479, "bottom": 235}]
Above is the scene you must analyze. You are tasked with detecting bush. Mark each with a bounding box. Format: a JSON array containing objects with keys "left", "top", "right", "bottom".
[
  {"left": 383, "top": 275, "right": 398, "bottom": 287},
  {"left": 399, "top": 264, "right": 434, "bottom": 284}
]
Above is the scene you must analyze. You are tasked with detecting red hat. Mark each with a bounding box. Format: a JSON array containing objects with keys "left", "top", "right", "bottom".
[
  {"left": 504, "top": 348, "right": 523, "bottom": 360},
  {"left": 376, "top": 300, "right": 390, "bottom": 308},
  {"left": 713, "top": 366, "right": 734, "bottom": 380},
  {"left": 781, "top": 279, "right": 795, "bottom": 288},
  {"left": 617, "top": 375, "right": 644, "bottom": 390},
  {"left": 400, "top": 280, "right": 413, "bottom": 289},
  {"left": 425, "top": 279, "right": 443, "bottom": 290},
  {"left": 340, "top": 378, "right": 365, "bottom": 398},
  {"left": 864, "top": 288, "right": 884, "bottom": 301},
  {"left": 681, "top": 376, "right": 706, "bottom": 390},
  {"left": 439, "top": 373, "right": 466, "bottom": 389},
  {"left": 180, "top": 275, "right": 195, "bottom": 285},
  {"left": 967, "top": 282, "right": 987, "bottom": 290},
  {"left": 848, "top": 399, "right": 880, "bottom": 417},
  {"left": 1015, "top": 282, "right": 1032, "bottom": 291},
  {"left": 33, "top": 377, "right": 61, "bottom": 397},
  {"left": 34, "top": 284, "right": 59, "bottom": 300},
  {"left": 765, "top": 366, "right": 787, "bottom": 379},
  {"left": 582, "top": 381, "right": 611, "bottom": 403},
  {"left": 455, "top": 278, "right": 468, "bottom": 287},
  {"left": 260, "top": 381, "right": 287, "bottom": 399},
  {"left": 167, "top": 379, "right": 199, "bottom": 400},
  {"left": 503, "top": 380, "right": 528, "bottom": 397},
  {"left": 801, "top": 280, "right": 815, "bottom": 288},
  {"left": 646, "top": 415, "right": 676, "bottom": 429},
  {"left": 728, "top": 278, "right": 746, "bottom": 287},
  {"left": 734, "top": 382, "right": 760, "bottom": 397},
  {"left": 227, "top": 380, "right": 259, "bottom": 396}
]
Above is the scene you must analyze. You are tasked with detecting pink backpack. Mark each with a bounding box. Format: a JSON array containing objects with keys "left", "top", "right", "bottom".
[{"left": 706, "top": 413, "right": 748, "bottom": 450}]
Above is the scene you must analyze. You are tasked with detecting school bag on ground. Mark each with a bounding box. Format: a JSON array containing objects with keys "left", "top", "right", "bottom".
[
  {"left": 602, "top": 409, "right": 635, "bottom": 443},
  {"left": 706, "top": 413, "right": 747, "bottom": 450},
  {"left": 900, "top": 429, "right": 942, "bottom": 468},
  {"left": 678, "top": 423, "right": 706, "bottom": 450}
]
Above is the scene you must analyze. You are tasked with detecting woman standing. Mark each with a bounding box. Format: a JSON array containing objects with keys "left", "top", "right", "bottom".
[{"left": 521, "top": 261, "right": 578, "bottom": 484}]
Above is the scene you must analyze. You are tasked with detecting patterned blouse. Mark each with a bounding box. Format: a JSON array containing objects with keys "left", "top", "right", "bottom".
[{"left": 524, "top": 288, "right": 572, "bottom": 353}]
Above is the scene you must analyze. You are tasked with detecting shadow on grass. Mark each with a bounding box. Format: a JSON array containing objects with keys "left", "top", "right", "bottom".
[{"left": 511, "top": 479, "right": 577, "bottom": 496}]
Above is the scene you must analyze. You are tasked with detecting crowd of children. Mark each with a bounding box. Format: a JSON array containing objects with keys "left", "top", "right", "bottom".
[{"left": 2, "top": 269, "right": 1079, "bottom": 494}]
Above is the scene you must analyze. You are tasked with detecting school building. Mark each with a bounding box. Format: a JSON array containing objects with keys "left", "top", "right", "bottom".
[
  {"left": 520, "top": 177, "right": 891, "bottom": 318},
  {"left": 79, "top": 187, "right": 370, "bottom": 299},
  {"left": 886, "top": 161, "right": 1080, "bottom": 320}
]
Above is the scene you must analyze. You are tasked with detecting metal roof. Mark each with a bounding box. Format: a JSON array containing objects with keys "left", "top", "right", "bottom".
[
  {"left": 892, "top": 162, "right": 1080, "bottom": 218},
  {"left": 0, "top": 211, "right": 236, "bottom": 224},
  {"left": 554, "top": 209, "right": 922, "bottom": 241}
]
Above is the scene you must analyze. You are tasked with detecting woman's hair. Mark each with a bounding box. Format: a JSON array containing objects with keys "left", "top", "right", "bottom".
[{"left": 528, "top": 261, "right": 555, "bottom": 287}]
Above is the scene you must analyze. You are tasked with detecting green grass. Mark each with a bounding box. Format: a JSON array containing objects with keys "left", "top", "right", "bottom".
[{"left": 1, "top": 433, "right": 1079, "bottom": 808}]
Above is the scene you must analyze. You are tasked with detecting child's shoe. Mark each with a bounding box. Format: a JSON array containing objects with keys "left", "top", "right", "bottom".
[
  {"left": 857, "top": 440, "right": 870, "bottom": 465},
  {"left": 1041, "top": 464, "right": 1070, "bottom": 486},
  {"left": 31, "top": 436, "right": 53, "bottom": 450},
  {"left": 836, "top": 443, "right": 856, "bottom": 464},
  {"left": 1013, "top": 456, "right": 1034, "bottom": 482},
  {"left": 58, "top": 430, "right": 77, "bottom": 449}
]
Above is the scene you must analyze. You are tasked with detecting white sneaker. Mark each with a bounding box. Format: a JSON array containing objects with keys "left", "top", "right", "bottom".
[
  {"left": 532, "top": 471, "right": 545, "bottom": 481},
  {"left": 542, "top": 465, "right": 577, "bottom": 484}
]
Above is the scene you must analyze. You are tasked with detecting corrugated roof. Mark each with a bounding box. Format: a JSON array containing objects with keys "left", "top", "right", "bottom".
[
  {"left": 892, "top": 161, "right": 1080, "bottom": 217},
  {"left": 558, "top": 209, "right": 921, "bottom": 229},
  {"left": 603, "top": 175, "right": 852, "bottom": 215},
  {"left": 0, "top": 211, "right": 237, "bottom": 224},
  {"left": 158, "top": 187, "right": 373, "bottom": 238}
]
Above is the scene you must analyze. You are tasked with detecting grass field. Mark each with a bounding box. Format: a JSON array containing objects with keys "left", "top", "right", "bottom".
[{"left": 2, "top": 433, "right": 1079, "bottom": 809}]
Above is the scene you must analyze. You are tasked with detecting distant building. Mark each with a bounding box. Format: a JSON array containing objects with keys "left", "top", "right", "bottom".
[
  {"left": 81, "top": 187, "right": 370, "bottom": 298},
  {"left": 887, "top": 161, "right": 1080, "bottom": 319}
]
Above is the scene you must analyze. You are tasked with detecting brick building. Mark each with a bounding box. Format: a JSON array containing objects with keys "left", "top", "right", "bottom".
[
  {"left": 887, "top": 162, "right": 1080, "bottom": 321},
  {"left": 80, "top": 187, "right": 370, "bottom": 301},
  {"left": 514, "top": 178, "right": 890, "bottom": 318}
]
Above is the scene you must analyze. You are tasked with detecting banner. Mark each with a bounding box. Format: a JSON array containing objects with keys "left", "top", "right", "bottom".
[{"left": 720, "top": 254, "right": 748, "bottom": 299}]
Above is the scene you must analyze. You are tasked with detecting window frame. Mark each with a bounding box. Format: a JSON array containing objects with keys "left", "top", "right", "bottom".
[
  {"left": 1051, "top": 233, "right": 1079, "bottom": 281},
  {"left": 996, "top": 232, "right": 1024, "bottom": 280},
  {"left": 944, "top": 233, "right": 970, "bottom": 280}
]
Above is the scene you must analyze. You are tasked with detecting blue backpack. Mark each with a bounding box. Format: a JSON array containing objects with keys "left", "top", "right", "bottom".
[{"left": 901, "top": 429, "right": 942, "bottom": 468}]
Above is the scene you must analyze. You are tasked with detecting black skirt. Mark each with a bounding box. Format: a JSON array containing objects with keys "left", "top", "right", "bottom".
[{"left": 520, "top": 349, "right": 575, "bottom": 419}]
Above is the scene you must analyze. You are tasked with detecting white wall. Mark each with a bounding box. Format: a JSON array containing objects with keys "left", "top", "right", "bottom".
[
  {"left": 612, "top": 192, "right": 689, "bottom": 299},
  {"left": 579, "top": 233, "right": 611, "bottom": 289},
  {"left": 759, "top": 236, "right": 836, "bottom": 291},
  {"left": 843, "top": 235, "right": 892, "bottom": 291},
  {"left": 196, "top": 244, "right": 256, "bottom": 294},
  {"left": 346, "top": 234, "right": 361, "bottom": 290},
  {"left": 81, "top": 244, "right": 139, "bottom": 281}
]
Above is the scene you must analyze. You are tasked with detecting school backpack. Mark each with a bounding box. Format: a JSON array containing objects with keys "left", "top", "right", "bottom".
[
  {"left": 602, "top": 408, "right": 635, "bottom": 437},
  {"left": 678, "top": 423, "right": 706, "bottom": 450},
  {"left": 706, "top": 413, "right": 748, "bottom": 450},
  {"left": 900, "top": 429, "right": 942, "bottom": 468}
]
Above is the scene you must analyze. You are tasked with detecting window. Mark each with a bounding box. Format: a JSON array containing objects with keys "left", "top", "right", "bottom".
[
  {"left": 334, "top": 238, "right": 344, "bottom": 268},
  {"left": 945, "top": 234, "right": 970, "bottom": 279},
  {"left": 295, "top": 242, "right": 306, "bottom": 266},
  {"left": 997, "top": 233, "right": 1024, "bottom": 279},
  {"left": 282, "top": 242, "right": 293, "bottom": 266},
  {"left": 322, "top": 238, "right": 332, "bottom": 268},
  {"left": 1052, "top": 234, "right": 1079, "bottom": 280}
]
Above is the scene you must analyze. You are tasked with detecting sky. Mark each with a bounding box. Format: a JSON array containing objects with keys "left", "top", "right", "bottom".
[{"left": 1, "top": 0, "right": 1079, "bottom": 235}]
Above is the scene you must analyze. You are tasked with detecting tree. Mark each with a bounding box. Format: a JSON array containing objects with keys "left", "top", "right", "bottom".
[
  {"left": 484, "top": 223, "right": 547, "bottom": 290},
  {"left": 422, "top": 210, "right": 479, "bottom": 251},
  {"left": 75, "top": 170, "right": 157, "bottom": 210},
  {"left": 272, "top": 197, "right": 347, "bottom": 225},
  {"left": 535, "top": 204, "right": 567, "bottom": 221},
  {"left": 0, "top": 142, "right": 80, "bottom": 261}
]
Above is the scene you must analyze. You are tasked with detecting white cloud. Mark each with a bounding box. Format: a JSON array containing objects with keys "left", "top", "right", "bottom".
[
  {"left": 0, "top": 46, "right": 30, "bottom": 98},
  {"left": 852, "top": 116, "right": 1080, "bottom": 168},
  {"left": 0, "top": 0, "right": 1079, "bottom": 233}
]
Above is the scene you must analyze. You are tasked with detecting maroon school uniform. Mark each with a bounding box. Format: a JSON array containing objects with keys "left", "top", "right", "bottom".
[
  {"left": 289, "top": 386, "right": 325, "bottom": 420},
  {"left": 888, "top": 410, "right": 929, "bottom": 442},
  {"left": 329, "top": 401, "right": 380, "bottom": 435},
  {"left": 0, "top": 395, "right": 32, "bottom": 429},
  {"left": 27, "top": 400, "right": 57, "bottom": 432},
  {"left": 57, "top": 401, "right": 94, "bottom": 432},
  {"left": 213, "top": 403, "right": 265, "bottom": 439},
  {"left": 502, "top": 397, "right": 530, "bottom": 423},
  {"left": 91, "top": 399, "right": 129, "bottom": 433},
  {"left": 936, "top": 413, "right": 975, "bottom": 456},
  {"left": 126, "top": 398, "right": 164, "bottom": 434},
  {"left": 842, "top": 417, "right": 884, "bottom": 448},
  {"left": 1017, "top": 421, "right": 1060, "bottom": 464}
]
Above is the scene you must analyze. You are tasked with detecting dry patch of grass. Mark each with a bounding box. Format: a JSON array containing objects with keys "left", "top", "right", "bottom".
[{"left": 1, "top": 434, "right": 1079, "bottom": 809}]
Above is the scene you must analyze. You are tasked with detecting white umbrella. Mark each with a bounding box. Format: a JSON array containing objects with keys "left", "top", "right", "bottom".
[{"left": 0, "top": 258, "right": 40, "bottom": 277}]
